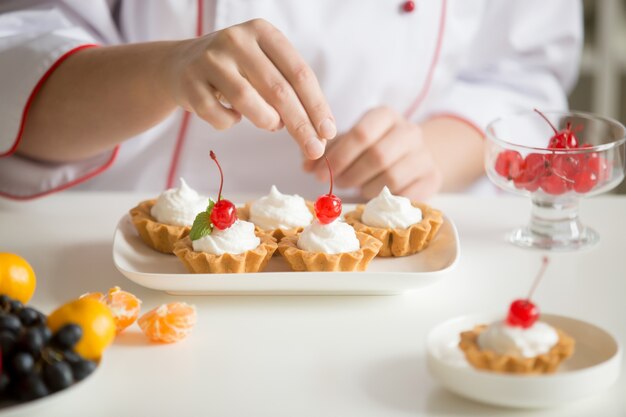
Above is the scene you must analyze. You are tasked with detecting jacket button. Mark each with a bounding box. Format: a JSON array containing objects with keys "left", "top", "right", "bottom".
[{"left": 402, "top": 1, "right": 415, "bottom": 13}]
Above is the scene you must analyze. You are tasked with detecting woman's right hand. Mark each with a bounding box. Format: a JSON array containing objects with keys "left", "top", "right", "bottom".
[{"left": 165, "top": 18, "right": 336, "bottom": 159}]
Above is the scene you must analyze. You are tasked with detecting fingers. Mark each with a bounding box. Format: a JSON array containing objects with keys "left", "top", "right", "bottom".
[
  {"left": 334, "top": 123, "right": 416, "bottom": 188},
  {"left": 186, "top": 81, "right": 242, "bottom": 130},
  {"left": 255, "top": 20, "right": 336, "bottom": 141},
  {"left": 311, "top": 107, "right": 399, "bottom": 180},
  {"left": 205, "top": 56, "right": 283, "bottom": 132},
  {"left": 237, "top": 43, "right": 326, "bottom": 159}
]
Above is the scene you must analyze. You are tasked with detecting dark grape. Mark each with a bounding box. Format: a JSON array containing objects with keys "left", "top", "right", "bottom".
[
  {"left": 0, "top": 314, "right": 22, "bottom": 334},
  {"left": 18, "top": 327, "right": 44, "bottom": 358},
  {"left": 0, "top": 295, "right": 11, "bottom": 310},
  {"left": 0, "top": 330, "right": 17, "bottom": 355},
  {"left": 71, "top": 359, "right": 97, "bottom": 381},
  {"left": 11, "top": 352, "right": 35, "bottom": 376},
  {"left": 51, "top": 324, "right": 82, "bottom": 350},
  {"left": 8, "top": 300, "right": 23, "bottom": 314},
  {"left": 61, "top": 350, "right": 81, "bottom": 364},
  {"left": 17, "top": 307, "right": 40, "bottom": 327},
  {"left": 36, "top": 325, "right": 52, "bottom": 343},
  {"left": 43, "top": 361, "right": 74, "bottom": 392},
  {"left": 17, "top": 374, "right": 49, "bottom": 401}
]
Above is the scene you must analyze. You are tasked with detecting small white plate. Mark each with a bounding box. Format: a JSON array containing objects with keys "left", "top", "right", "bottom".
[
  {"left": 112, "top": 205, "right": 459, "bottom": 295},
  {"left": 427, "top": 313, "right": 622, "bottom": 409}
]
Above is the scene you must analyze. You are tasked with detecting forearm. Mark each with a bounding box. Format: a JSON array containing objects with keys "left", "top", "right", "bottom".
[
  {"left": 18, "top": 41, "right": 181, "bottom": 163},
  {"left": 421, "top": 116, "right": 485, "bottom": 192}
]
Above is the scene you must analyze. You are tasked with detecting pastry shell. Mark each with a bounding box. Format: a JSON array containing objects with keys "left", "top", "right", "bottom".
[
  {"left": 237, "top": 201, "right": 315, "bottom": 242},
  {"left": 129, "top": 199, "right": 189, "bottom": 254},
  {"left": 173, "top": 232, "right": 277, "bottom": 273},
  {"left": 344, "top": 203, "right": 443, "bottom": 257},
  {"left": 277, "top": 232, "right": 382, "bottom": 272},
  {"left": 458, "top": 324, "right": 576, "bottom": 374}
]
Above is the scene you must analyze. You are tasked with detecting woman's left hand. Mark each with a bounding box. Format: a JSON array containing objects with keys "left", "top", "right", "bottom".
[{"left": 303, "top": 106, "right": 443, "bottom": 200}]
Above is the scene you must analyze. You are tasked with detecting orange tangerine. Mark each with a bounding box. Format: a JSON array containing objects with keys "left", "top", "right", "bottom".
[
  {"left": 48, "top": 297, "right": 116, "bottom": 360},
  {"left": 0, "top": 253, "right": 36, "bottom": 303},
  {"left": 138, "top": 302, "right": 197, "bottom": 343},
  {"left": 81, "top": 287, "right": 142, "bottom": 334}
]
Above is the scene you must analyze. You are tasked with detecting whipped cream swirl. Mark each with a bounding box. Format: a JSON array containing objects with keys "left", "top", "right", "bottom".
[
  {"left": 192, "top": 220, "right": 260, "bottom": 255},
  {"left": 250, "top": 185, "right": 313, "bottom": 230},
  {"left": 150, "top": 178, "right": 208, "bottom": 226},
  {"left": 297, "top": 220, "right": 360, "bottom": 254},
  {"left": 361, "top": 186, "right": 422, "bottom": 229},
  {"left": 477, "top": 320, "right": 559, "bottom": 358}
]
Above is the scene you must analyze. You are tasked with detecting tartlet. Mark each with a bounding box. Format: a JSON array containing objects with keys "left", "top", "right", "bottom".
[
  {"left": 173, "top": 231, "right": 277, "bottom": 274},
  {"left": 277, "top": 231, "right": 381, "bottom": 272},
  {"left": 237, "top": 201, "right": 315, "bottom": 241},
  {"left": 458, "top": 324, "right": 575, "bottom": 374},
  {"left": 129, "top": 199, "right": 189, "bottom": 254},
  {"left": 344, "top": 202, "right": 443, "bottom": 257}
]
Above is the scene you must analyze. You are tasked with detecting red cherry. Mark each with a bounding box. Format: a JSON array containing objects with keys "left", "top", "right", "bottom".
[
  {"left": 534, "top": 109, "right": 579, "bottom": 149},
  {"left": 572, "top": 169, "right": 598, "bottom": 193},
  {"left": 506, "top": 299, "right": 539, "bottom": 328},
  {"left": 209, "top": 150, "right": 238, "bottom": 230},
  {"left": 402, "top": 0, "right": 415, "bottom": 12},
  {"left": 210, "top": 199, "right": 237, "bottom": 230},
  {"left": 540, "top": 173, "right": 570, "bottom": 195},
  {"left": 551, "top": 154, "right": 579, "bottom": 181},
  {"left": 506, "top": 256, "right": 549, "bottom": 329},
  {"left": 314, "top": 156, "right": 342, "bottom": 224},
  {"left": 495, "top": 150, "right": 524, "bottom": 180},
  {"left": 513, "top": 153, "right": 546, "bottom": 191},
  {"left": 587, "top": 156, "right": 611, "bottom": 183}
]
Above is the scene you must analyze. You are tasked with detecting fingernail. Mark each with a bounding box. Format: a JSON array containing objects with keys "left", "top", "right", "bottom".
[
  {"left": 305, "top": 138, "right": 324, "bottom": 159},
  {"left": 320, "top": 118, "right": 337, "bottom": 139}
]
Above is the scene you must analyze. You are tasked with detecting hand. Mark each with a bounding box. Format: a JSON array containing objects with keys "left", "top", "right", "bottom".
[
  {"left": 304, "top": 107, "right": 443, "bottom": 200},
  {"left": 166, "top": 19, "right": 335, "bottom": 159}
]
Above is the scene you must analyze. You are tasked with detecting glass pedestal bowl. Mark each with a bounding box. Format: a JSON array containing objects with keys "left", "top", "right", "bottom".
[{"left": 485, "top": 110, "right": 626, "bottom": 250}]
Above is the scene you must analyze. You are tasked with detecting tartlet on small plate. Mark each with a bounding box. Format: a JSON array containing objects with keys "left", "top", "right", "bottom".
[
  {"left": 344, "top": 202, "right": 443, "bottom": 257},
  {"left": 173, "top": 232, "right": 277, "bottom": 274},
  {"left": 129, "top": 200, "right": 189, "bottom": 254},
  {"left": 277, "top": 231, "right": 382, "bottom": 272},
  {"left": 458, "top": 324, "right": 575, "bottom": 374}
]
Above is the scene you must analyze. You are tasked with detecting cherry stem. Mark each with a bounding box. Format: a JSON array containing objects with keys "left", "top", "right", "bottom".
[
  {"left": 527, "top": 256, "right": 549, "bottom": 301},
  {"left": 324, "top": 156, "right": 334, "bottom": 196},
  {"left": 210, "top": 150, "right": 224, "bottom": 201},
  {"left": 534, "top": 109, "right": 558, "bottom": 135}
]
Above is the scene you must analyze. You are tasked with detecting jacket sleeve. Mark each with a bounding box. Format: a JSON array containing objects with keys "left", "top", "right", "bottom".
[
  {"left": 423, "top": 0, "right": 583, "bottom": 133},
  {"left": 0, "top": 2, "right": 119, "bottom": 200}
]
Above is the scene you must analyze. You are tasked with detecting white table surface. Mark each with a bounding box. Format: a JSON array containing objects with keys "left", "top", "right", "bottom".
[{"left": 0, "top": 192, "right": 624, "bottom": 417}]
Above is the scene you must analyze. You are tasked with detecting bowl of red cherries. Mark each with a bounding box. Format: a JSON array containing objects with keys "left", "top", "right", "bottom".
[{"left": 485, "top": 110, "right": 626, "bottom": 250}]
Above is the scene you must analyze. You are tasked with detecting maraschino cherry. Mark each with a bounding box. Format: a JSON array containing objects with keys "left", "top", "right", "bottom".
[
  {"left": 506, "top": 256, "right": 549, "bottom": 329},
  {"left": 314, "top": 156, "right": 342, "bottom": 224},
  {"left": 534, "top": 109, "right": 579, "bottom": 149},
  {"left": 209, "top": 150, "right": 237, "bottom": 230}
]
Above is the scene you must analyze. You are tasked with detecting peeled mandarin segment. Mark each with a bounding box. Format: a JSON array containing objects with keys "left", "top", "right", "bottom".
[
  {"left": 0, "top": 253, "right": 37, "bottom": 303},
  {"left": 81, "top": 287, "right": 142, "bottom": 334},
  {"left": 48, "top": 297, "right": 116, "bottom": 360},
  {"left": 105, "top": 286, "right": 142, "bottom": 334},
  {"left": 138, "top": 302, "right": 197, "bottom": 343}
]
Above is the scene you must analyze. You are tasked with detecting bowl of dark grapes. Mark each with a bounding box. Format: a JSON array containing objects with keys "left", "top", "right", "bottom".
[{"left": 485, "top": 110, "right": 626, "bottom": 250}]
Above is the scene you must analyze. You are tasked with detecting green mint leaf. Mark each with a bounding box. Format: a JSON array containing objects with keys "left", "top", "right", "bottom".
[
  {"left": 189, "top": 211, "right": 212, "bottom": 241},
  {"left": 207, "top": 198, "right": 216, "bottom": 213}
]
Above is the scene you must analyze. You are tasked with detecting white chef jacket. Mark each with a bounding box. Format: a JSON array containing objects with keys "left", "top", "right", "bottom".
[{"left": 0, "top": 0, "right": 582, "bottom": 200}]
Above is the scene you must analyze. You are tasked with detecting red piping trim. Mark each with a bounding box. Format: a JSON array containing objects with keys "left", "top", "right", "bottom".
[
  {"left": 0, "top": 44, "right": 99, "bottom": 158},
  {"left": 0, "top": 146, "right": 119, "bottom": 201},
  {"left": 428, "top": 112, "right": 485, "bottom": 138},
  {"left": 403, "top": 0, "right": 447, "bottom": 120},
  {"left": 166, "top": 0, "right": 204, "bottom": 189}
]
